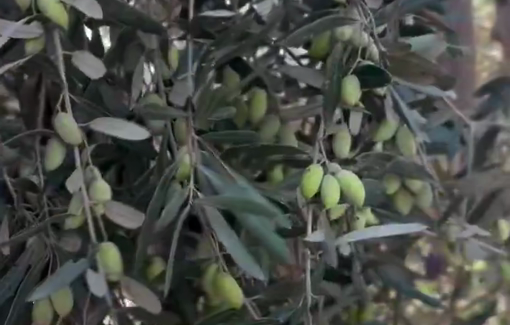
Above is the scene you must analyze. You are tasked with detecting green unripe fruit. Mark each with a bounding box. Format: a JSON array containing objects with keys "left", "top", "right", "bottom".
[
  {"left": 16, "top": 0, "right": 32, "bottom": 11},
  {"left": 367, "top": 41, "right": 380, "bottom": 62},
  {"left": 372, "top": 119, "right": 399, "bottom": 142},
  {"left": 498, "top": 219, "right": 510, "bottom": 242},
  {"left": 350, "top": 28, "right": 370, "bottom": 48},
  {"left": 32, "top": 298, "right": 54, "bottom": 325},
  {"left": 327, "top": 162, "right": 342, "bottom": 174},
  {"left": 335, "top": 169, "right": 365, "bottom": 208},
  {"left": 415, "top": 183, "right": 433, "bottom": 210},
  {"left": 332, "top": 125, "right": 352, "bottom": 159},
  {"left": 97, "top": 241, "right": 124, "bottom": 282},
  {"left": 92, "top": 203, "right": 105, "bottom": 216},
  {"left": 44, "top": 137, "right": 66, "bottom": 172},
  {"left": 141, "top": 93, "right": 166, "bottom": 135},
  {"left": 404, "top": 178, "right": 423, "bottom": 194},
  {"left": 37, "top": 0, "right": 69, "bottom": 30},
  {"left": 168, "top": 45, "right": 179, "bottom": 72},
  {"left": 268, "top": 164, "right": 284, "bottom": 185},
  {"left": 201, "top": 263, "right": 219, "bottom": 296},
  {"left": 248, "top": 87, "right": 268, "bottom": 125},
  {"left": 53, "top": 112, "right": 83, "bottom": 146},
  {"left": 233, "top": 98, "right": 249, "bottom": 128},
  {"left": 222, "top": 66, "right": 240, "bottom": 91},
  {"left": 201, "top": 263, "right": 222, "bottom": 306},
  {"left": 308, "top": 31, "right": 331, "bottom": 60},
  {"left": 359, "top": 207, "right": 378, "bottom": 226},
  {"left": 25, "top": 35, "right": 46, "bottom": 55},
  {"left": 146, "top": 256, "right": 166, "bottom": 281},
  {"left": 141, "top": 93, "right": 165, "bottom": 107},
  {"left": 64, "top": 215, "right": 85, "bottom": 230},
  {"left": 173, "top": 118, "right": 188, "bottom": 146},
  {"left": 328, "top": 203, "right": 349, "bottom": 220},
  {"left": 278, "top": 124, "right": 298, "bottom": 147},
  {"left": 64, "top": 192, "right": 85, "bottom": 230},
  {"left": 84, "top": 165, "right": 102, "bottom": 186},
  {"left": 354, "top": 208, "right": 370, "bottom": 230},
  {"left": 258, "top": 114, "right": 281, "bottom": 143},
  {"left": 213, "top": 272, "right": 244, "bottom": 310},
  {"left": 382, "top": 174, "right": 401, "bottom": 195},
  {"left": 300, "top": 164, "right": 324, "bottom": 200},
  {"left": 176, "top": 149, "right": 192, "bottom": 182},
  {"left": 320, "top": 174, "right": 341, "bottom": 209},
  {"left": 88, "top": 178, "right": 112, "bottom": 203},
  {"left": 50, "top": 286, "right": 73, "bottom": 317},
  {"left": 392, "top": 188, "right": 414, "bottom": 216},
  {"left": 340, "top": 75, "right": 362, "bottom": 106},
  {"left": 334, "top": 25, "right": 354, "bottom": 41},
  {"left": 395, "top": 125, "right": 417, "bottom": 157}
]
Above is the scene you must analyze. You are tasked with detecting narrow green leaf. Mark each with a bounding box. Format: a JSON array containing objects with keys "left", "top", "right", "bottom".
[
  {"left": 204, "top": 207, "right": 265, "bottom": 280},
  {"left": 97, "top": 0, "right": 166, "bottom": 34},
  {"left": 27, "top": 259, "right": 89, "bottom": 301},
  {"left": 136, "top": 103, "right": 188, "bottom": 120},
  {"left": 4, "top": 254, "right": 48, "bottom": 325},
  {"left": 198, "top": 165, "right": 292, "bottom": 229},
  {"left": 133, "top": 163, "right": 177, "bottom": 274},
  {"left": 0, "top": 254, "right": 31, "bottom": 306},
  {"left": 195, "top": 195, "right": 279, "bottom": 219},
  {"left": 155, "top": 186, "right": 188, "bottom": 231},
  {"left": 237, "top": 213, "right": 291, "bottom": 263},
  {"left": 281, "top": 15, "right": 357, "bottom": 47},
  {"left": 323, "top": 42, "right": 345, "bottom": 125},
  {"left": 201, "top": 130, "right": 260, "bottom": 145},
  {"left": 353, "top": 64, "right": 392, "bottom": 89},
  {"left": 377, "top": 265, "right": 443, "bottom": 308}
]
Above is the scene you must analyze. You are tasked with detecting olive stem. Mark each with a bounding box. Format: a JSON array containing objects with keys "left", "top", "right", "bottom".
[{"left": 52, "top": 28, "right": 118, "bottom": 324}]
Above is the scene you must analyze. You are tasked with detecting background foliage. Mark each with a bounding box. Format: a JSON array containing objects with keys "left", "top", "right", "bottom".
[{"left": 0, "top": 0, "right": 510, "bottom": 324}]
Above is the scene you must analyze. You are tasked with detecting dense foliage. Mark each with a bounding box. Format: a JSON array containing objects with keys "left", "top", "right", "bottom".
[{"left": 0, "top": 0, "right": 510, "bottom": 324}]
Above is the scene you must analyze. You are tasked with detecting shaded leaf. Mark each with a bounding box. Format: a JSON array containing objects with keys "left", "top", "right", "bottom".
[
  {"left": 377, "top": 264, "right": 442, "bottom": 308},
  {"left": 88, "top": 117, "right": 151, "bottom": 141},
  {"left": 27, "top": 259, "right": 89, "bottom": 301},
  {"left": 323, "top": 42, "right": 344, "bottom": 125},
  {"left": 353, "top": 64, "right": 392, "bottom": 89},
  {"left": 0, "top": 19, "right": 42, "bottom": 40},
  {"left": 385, "top": 158, "right": 434, "bottom": 180},
  {"left": 0, "top": 215, "right": 9, "bottom": 255},
  {"left": 121, "top": 276, "right": 162, "bottom": 314},
  {"left": 136, "top": 103, "right": 188, "bottom": 120},
  {"left": 62, "top": 0, "right": 103, "bottom": 18},
  {"left": 97, "top": 0, "right": 166, "bottom": 34},
  {"left": 237, "top": 213, "right": 291, "bottom": 263},
  {"left": 134, "top": 164, "right": 177, "bottom": 274},
  {"left": 85, "top": 269, "right": 107, "bottom": 297},
  {"left": 201, "top": 130, "right": 260, "bottom": 145},
  {"left": 4, "top": 253, "right": 47, "bottom": 325},
  {"left": 72, "top": 50, "right": 107, "bottom": 79},
  {"left": 65, "top": 169, "right": 83, "bottom": 194},
  {"left": 199, "top": 10, "right": 236, "bottom": 17},
  {"left": 104, "top": 201, "right": 146, "bottom": 230},
  {"left": 155, "top": 186, "right": 188, "bottom": 231},
  {"left": 281, "top": 15, "right": 357, "bottom": 47},
  {"left": 336, "top": 223, "right": 428, "bottom": 245},
  {"left": 279, "top": 65, "right": 324, "bottom": 89},
  {"left": 204, "top": 206, "right": 265, "bottom": 280}
]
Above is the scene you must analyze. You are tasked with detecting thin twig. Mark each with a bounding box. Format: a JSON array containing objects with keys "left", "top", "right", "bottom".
[{"left": 52, "top": 28, "right": 118, "bottom": 324}]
